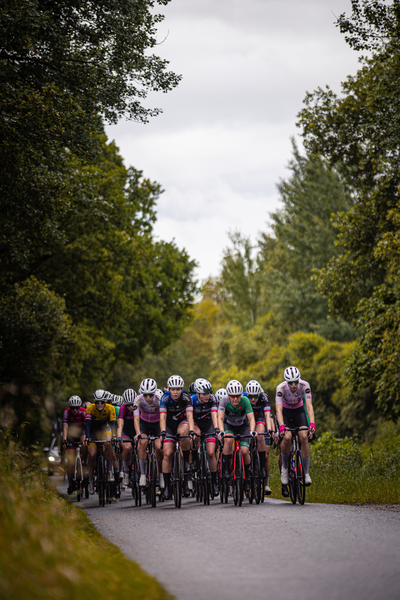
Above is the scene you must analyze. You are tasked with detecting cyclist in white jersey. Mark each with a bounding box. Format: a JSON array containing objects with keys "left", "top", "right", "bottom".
[{"left": 275, "top": 366, "right": 316, "bottom": 486}]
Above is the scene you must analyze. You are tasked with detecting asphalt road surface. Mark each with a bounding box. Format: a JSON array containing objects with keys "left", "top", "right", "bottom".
[{"left": 58, "top": 479, "right": 400, "bottom": 600}]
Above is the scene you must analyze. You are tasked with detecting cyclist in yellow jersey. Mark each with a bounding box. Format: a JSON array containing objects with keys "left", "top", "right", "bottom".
[{"left": 85, "top": 389, "right": 117, "bottom": 494}]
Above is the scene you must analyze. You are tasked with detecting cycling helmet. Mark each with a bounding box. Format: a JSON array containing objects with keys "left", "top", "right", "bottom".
[
  {"left": 215, "top": 388, "right": 227, "bottom": 403},
  {"left": 194, "top": 378, "right": 213, "bottom": 394},
  {"left": 167, "top": 374, "right": 184, "bottom": 389},
  {"left": 284, "top": 366, "right": 301, "bottom": 383},
  {"left": 93, "top": 389, "right": 108, "bottom": 402},
  {"left": 188, "top": 382, "right": 196, "bottom": 394},
  {"left": 123, "top": 389, "right": 137, "bottom": 404},
  {"left": 245, "top": 380, "right": 262, "bottom": 395},
  {"left": 226, "top": 380, "right": 243, "bottom": 396},
  {"left": 156, "top": 389, "right": 163, "bottom": 397},
  {"left": 68, "top": 395, "right": 82, "bottom": 407},
  {"left": 112, "top": 395, "right": 123, "bottom": 407},
  {"left": 139, "top": 378, "right": 157, "bottom": 395}
]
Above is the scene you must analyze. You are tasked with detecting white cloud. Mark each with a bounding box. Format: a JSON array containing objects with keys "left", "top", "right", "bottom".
[{"left": 106, "top": 0, "right": 362, "bottom": 281}]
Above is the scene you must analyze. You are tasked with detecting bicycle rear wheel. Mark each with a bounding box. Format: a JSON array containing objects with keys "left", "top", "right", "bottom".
[
  {"left": 296, "top": 451, "right": 306, "bottom": 505},
  {"left": 173, "top": 451, "right": 182, "bottom": 508},
  {"left": 233, "top": 452, "right": 243, "bottom": 507},
  {"left": 288, "top": 453, "right": 297, "bottom": 505}
]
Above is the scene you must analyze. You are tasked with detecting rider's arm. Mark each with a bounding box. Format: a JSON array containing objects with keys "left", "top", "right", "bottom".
[
  {"left": 117, "top": 418, "right": 124, "bottom": 438},
  {"left": 247, "top": 411, "right": 256, "bottom": 431},
  {"left": 84, "top": 409, "right": 92, "bottom": 438},
  {"left": 186, "top": 409, "right": 195, "bottom": 431},
  {"left": 62, "top": 422, "right": 68, "bottom": 442},
  {"left": 305, "top": 400, "right": 315, "bottom": 427},
  {"left": 134, "top": 413, "right": 141, "bottom": 436}
]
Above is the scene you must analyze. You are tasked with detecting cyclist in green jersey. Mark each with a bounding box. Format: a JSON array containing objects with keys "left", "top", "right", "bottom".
[{"left": 217, "top": 379, "right": 257, "bottom": 492}]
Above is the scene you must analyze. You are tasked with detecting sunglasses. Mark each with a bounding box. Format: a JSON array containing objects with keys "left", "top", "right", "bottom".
[
  {"left": 95, "top": 401, "right": 105, "bottom": 405},
  {"left": 125, "top": 403, "right": 134, "bottom": 407},
  {"left": 248, "top": 394, "right": 259, "bottom": 399},
  {"left": 288, "top": 381, "right": 299, "bottom": 385},
  {"left": 143, "top": 393, "right": 154, "bottom": 398},
  {"left": 229, "top": 394, "right": 241, "bottom": 399}
]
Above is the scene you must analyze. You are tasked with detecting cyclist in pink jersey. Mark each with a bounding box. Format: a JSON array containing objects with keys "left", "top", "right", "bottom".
[
  {"left": 275, "top": 366, "right": 316, "bottom": 487},
  {"left": 133, "top": 378, "right": 163, "bottom": 488},
  {"left": 62, "top": 395, "right": 86, "bottom": 495}
]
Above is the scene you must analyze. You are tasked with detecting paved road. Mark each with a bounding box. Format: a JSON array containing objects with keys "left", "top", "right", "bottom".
[{"left": 58, "top": 480, "right": 400, "bottom": 600}]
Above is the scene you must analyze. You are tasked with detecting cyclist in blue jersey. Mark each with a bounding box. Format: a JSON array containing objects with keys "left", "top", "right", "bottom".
[{"left": 160, "top": 375, "right": 195, "bottom": 499}]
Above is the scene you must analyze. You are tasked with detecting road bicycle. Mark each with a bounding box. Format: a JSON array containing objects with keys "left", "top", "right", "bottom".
[
  {"left": 285, "top": 426, "right": 308, "bottom": 505},
  {"left": 131, "top": 438, "right": 142, "bottom": 507},
  {"left": 143, "top": 435, "right": 160, "bottom": 508},
  {"left": 220, "top": 433, "right": 255, "bottom": 506},
  {"left": 65, "top": 441, "right": 88, "bottom": 501},
  {"left": 92, "top": 440, "right": 111, "bottom": 507},
  {"left": 248, "top": 435, "right": 262, "bottom": 505},
  {"left": 161, "top": 433, "right": 192, "bottom": 508},
  {"left": 192, "top": 432, "right": 214, "bottom": 505}
]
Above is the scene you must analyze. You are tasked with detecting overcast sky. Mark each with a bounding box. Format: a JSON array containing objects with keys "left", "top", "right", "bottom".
[{"left": 105, "top": 0, "right": 362, "bottom": 283}]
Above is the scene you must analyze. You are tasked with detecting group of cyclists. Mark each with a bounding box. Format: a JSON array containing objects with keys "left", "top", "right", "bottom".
[{"left": 62, "top": 365, "right": 316, "bottom": 502}]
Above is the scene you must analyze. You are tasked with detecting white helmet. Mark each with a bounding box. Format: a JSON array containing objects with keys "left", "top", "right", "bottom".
[
  {"left": 68, "top": 395, "right": 82, "bottom": 407},
  {"left": 139, "top": 378, "right": 157, "bottom": 395},
  {"left": 123, "top": 389, "right": 137, "bottom": 404},
  {"left": 245, "top": 380, "right": 262, "bottom": 395},
  {"left": 167, "top": 374, "right": 184, "bottom": 389},
  {"left": 194, "top": 378, "right": 212, "bottom": 394},
  {"left": 226, "top": 380, "right": 243, "bottom": 396},
  {"left": 156, "top": 389, "right": 163, "bottom": 397},
  {"left": 215, "top": 388, "right": 227, "bottom": 403},
  {"left": 112, "top": 395, "right": 123, "bottom": 407},
  {"left": 284, "top": 366, "right": 301, "bottom": 383},
  {"left": 93, "top": 389, "right": 108, "bottom": 402}
]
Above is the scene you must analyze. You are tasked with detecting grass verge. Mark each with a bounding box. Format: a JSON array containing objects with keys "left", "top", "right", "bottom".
[
  {"left": 267, "top": 430, "right": 400, "bottom": 504},
  {"left": 0, "top": 442, "right": 172, "bottom": 600}
]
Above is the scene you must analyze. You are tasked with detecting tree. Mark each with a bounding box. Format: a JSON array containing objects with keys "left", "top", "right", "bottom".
[
  {"left": 0, "top": 0, "right": 181, "bottom": 272},
  {"left": 297, "top": 0, "right": 400, "bottom": 416},
  {"left": 258, "top": 141, "right": 355, "bottom": 341}
]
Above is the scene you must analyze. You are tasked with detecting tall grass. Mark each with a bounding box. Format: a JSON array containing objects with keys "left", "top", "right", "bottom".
[
  {"left": 268, "top": 430, "right": 400, "bottom": 504},
  {"left": 0, "top": 442, "right": 172, "bottom": 600}
]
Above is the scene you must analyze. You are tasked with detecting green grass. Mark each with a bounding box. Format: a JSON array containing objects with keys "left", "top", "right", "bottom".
[
  {"left": 0, "top": 443, "right": 172, "bottom": 600},
  {"left": 267, "top": 430, "right": 400, "bottom": 504}
]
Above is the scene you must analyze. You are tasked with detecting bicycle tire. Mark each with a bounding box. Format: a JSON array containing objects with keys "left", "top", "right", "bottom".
[
  {"left": 251, "top": 449, "right": 262, "bottom": 504},
  {"left": 75, "top": 455, "right": 83, "bottom": 502},
  {"left": 202, "top": 452, "right": 210, "bottom": 505},
  {"left": 296, "top": 451, "right": 306, "bottom": 505},
  {"left": 288, "top": 452, "right": 297, "bottom": 505},
  {"left": 133, "top": 453, "right": 141, "bottom": 507},
  {"left": 237, "top": 453, "right": 244, "bottom": 506},
  {"left": 150, "top": 455, "right": 157, "bottom": 508},
  {"left": 174, "top": 451, "right": 182, "bottom": 508},
  {"left": 98, "top": 455, "right": 105, "bottom": 507}
]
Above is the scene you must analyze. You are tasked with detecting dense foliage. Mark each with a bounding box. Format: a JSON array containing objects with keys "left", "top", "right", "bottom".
[{"left": 0, "top": 1, "right": 197, "bottom": 441}]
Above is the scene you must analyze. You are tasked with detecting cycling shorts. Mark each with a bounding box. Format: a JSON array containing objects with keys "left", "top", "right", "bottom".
[
  {"left": 164, "top": 419, "right": 188, "bottom": 443},
  {"left": 140, "top": 418, "right": 161, "bottom": 438},
  {"left": 195, "top": 418, "right": 216, "bottom": 442},
  {"left": 88, "top": 426, "right": 112, "bottom": 447},
  {"left": 282, "top": 406, "right": 308, "bottom": 429},
  {"left": 223, "top": 420, "right": 251, "bottom": 448}
]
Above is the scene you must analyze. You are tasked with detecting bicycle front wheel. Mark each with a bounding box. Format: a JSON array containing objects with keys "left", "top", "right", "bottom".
[
  {"left": 233, "top": 452, "right": 243, "bottom": 507},
  {"left": 288, "top": 453, "right": 297, "bottom": 505},
  {"left": 75, "top": 455, "right": 83, "bottom": 502},
  {"left": 173, "top": 451, "right": 182, "bottom": 508},
  {"left": 202, "top": 452, "right": 211, "bottom": 505},
  {"left": 97, "top": 455, "right": 106, "bottom": 507},
  {"left": 296, "top": 451, "right": 306, "bottom": 505},
  {"left": 149, "top": 455, "right": 157, "bottom": 508}
]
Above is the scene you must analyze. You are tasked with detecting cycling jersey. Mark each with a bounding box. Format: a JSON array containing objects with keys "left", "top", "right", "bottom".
[
  {"left": 275, "top": 380, "right": 312, "bottom": 410},
  {"left": 160, "top": 391, "right": 193, "bottom": 423},
  {"left": 85, "top": 403, "right": 117, "bottom": 437},
  {"left": 218, "top": 395, "right": 253, "bottom": 426},
  {"left": 243, "top": 392, "right": 271, "bottom": 422},
  {"left": 62, "top": 407, "right": 86, "bottom": 426},
  {"left": 191, "top": 393, "right": 217, "bottom": 424},
  {"left": 134, "top": 393, "right": 161, "bottom": 423}
]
